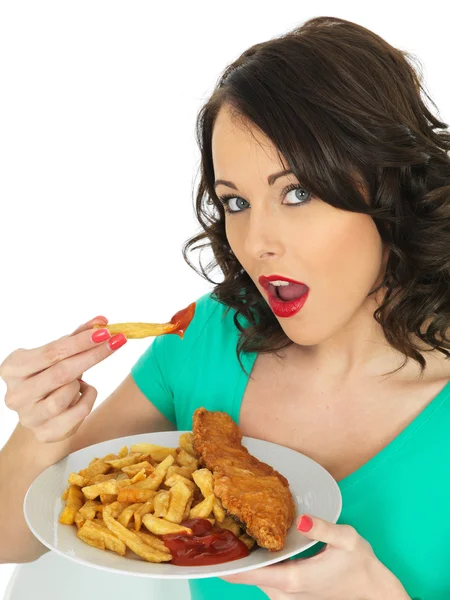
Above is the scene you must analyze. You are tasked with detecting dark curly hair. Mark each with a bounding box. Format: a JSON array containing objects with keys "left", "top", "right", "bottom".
[{"left": 182, "top": 15, "right": 450, "bottom": 379}]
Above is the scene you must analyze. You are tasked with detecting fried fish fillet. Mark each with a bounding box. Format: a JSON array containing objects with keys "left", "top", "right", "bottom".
[{"left": 192, "top": 407, "right": 295, "bottom": 551}]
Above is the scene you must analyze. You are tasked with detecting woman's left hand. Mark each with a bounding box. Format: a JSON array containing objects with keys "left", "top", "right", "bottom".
[{"left": 220, "top": 515, "right": 411, "bottom": 599}]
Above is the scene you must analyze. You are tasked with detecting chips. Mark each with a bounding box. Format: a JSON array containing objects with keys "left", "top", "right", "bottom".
[
  {"left": 91, "top": 302, "right": 197, "bottom": 340},
  {"left": 58, "top": 432, "right": 252, "bottom": 563}
]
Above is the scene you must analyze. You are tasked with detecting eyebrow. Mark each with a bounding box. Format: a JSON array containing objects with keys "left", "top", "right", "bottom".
[{"left": 214, "top": 169, "right": 293, "bottom": 191}]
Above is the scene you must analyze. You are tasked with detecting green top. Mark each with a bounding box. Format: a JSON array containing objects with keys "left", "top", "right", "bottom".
[{"left": 131, "top": 291, "right": 450, "bottom": 600}]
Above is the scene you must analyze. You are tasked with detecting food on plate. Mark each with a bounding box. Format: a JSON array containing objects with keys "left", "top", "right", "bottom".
[
  {"left": 192, "top": 407, "right": 295, "bottom": 551},
  {"left": 58, "top": 410, "right": 294, "bottom": 566},
  {"left": 92, "top": 302, "right": 196, "bottom": 339}
]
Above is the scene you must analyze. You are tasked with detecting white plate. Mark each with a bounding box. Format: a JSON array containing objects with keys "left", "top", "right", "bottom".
[{"left": 24, "top": 431, "right": 342, "bottom": 579}]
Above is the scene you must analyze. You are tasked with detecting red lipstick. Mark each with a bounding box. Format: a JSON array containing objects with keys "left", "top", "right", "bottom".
[{"left": 258, "top": 274, "right": 309, "bottom": 318}]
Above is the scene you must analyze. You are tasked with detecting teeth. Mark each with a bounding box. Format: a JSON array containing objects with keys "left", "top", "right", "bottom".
[{"left": 270, "top": 280, "right": 291, "bottom": 286}]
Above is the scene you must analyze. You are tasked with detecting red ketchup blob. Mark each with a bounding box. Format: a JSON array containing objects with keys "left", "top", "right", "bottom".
[
  {"left": 162, "top": 518, "right": 250, "bottom": 566},
  {"left": 169, "top": 302, "right": 196, "bottom": 339}
]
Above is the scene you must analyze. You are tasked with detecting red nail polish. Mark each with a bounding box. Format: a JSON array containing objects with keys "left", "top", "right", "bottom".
[
  {"left": 92, "top": 315, "right": 108, "bottom": 324},
  {"left": 109, "top": 333, "right": 127, "bottom": 351},
  {"left": 297, "top": 515, "right": 313, "bottom": 532},
  {"left": 91, "top": 328, "right": 110, "bottom": 343}
]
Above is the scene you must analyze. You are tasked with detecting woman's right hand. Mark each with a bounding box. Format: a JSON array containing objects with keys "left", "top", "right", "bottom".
[{"left": 0, "top": 316, "right": 128, "bottom": 443}]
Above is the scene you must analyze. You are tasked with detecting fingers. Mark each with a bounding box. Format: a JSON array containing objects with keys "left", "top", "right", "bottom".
[
  {"left": 24, "top": 321, "right": 112, "bottom": 378},
  {"left": 9, "top": 330, "right": 126, "bottom": 410},
  {"left": 20, "top": 379, "right": 82, "bottom": 429},
  {"left": 32, "top": 382, "right": 98, "bottom": 444},
  {"left": 69, "top": 315, "right": 108, "bottom": 337}
]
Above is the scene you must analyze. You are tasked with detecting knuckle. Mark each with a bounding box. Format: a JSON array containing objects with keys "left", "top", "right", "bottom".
[
  {"left": 0, "top": 349, "right": 23, "bottom": 380},
  {"left": 284, "top": 570, "right": 301, "bottom": 594},
  {"left": 344, "top": 525, "right": 361, "bottom": 550},
  {"left": 44, "top": 395, "right": 64, "bottom": 419},
  {"left": 34, "top": 427, "right": 54, "bottom": 443},
  {"left": 51, "top": 362, "right": 70, "bottom": 386},
  {"left": 4, "top": 389, "right": 15, "bottom": 409},
  {"left": 43, "top": 343, "right": 66, "bottom": 366}
]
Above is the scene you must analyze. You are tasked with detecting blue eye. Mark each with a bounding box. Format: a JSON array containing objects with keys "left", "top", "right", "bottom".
[{"left": 217, "top": 183, "right": 313, "bottom": 214}]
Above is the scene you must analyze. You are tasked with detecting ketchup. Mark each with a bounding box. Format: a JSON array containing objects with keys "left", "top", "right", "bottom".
[
  {"left": 162, "top": 518, "right": 250, "bottom": 566},
  {"left": 169, "top": 302, "right": 196, "bottom": 339}
]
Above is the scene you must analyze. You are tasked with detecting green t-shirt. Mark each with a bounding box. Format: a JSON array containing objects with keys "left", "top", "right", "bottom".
[{"left": 131, "top": 291, "right": 450, "bottom": 600}]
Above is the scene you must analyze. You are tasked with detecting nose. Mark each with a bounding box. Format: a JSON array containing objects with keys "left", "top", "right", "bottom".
[{"left": 243, "top": 208, "right": 285, "bottom": 260}]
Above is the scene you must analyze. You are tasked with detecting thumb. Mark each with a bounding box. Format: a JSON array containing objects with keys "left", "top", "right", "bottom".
[{"left": 296, "top": 514, "right": 358, "bottom": 551}]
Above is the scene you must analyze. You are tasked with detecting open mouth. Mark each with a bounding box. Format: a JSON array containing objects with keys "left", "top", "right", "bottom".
[{"left": 270, "top": 282, "right": 309, "bottom": 302}]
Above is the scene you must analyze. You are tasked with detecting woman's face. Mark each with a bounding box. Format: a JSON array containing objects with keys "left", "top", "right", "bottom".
[{"left": 211, "top": 105, "right": 388, "bottom": 347}]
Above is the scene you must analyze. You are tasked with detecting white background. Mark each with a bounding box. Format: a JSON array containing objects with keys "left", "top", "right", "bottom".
[{"left": 0, "top": 1, "right": 449, "bottom": 597}]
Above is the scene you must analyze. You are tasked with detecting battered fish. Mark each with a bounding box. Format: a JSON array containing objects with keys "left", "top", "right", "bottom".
[{"left": 192, "top": 407, "right": 295, "bottom": 551}]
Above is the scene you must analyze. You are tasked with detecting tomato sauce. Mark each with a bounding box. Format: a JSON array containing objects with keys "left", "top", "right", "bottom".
[
  {"left": 162, "top": 518, "right": 250, "bottom": 566},
  {"left": 169, "top": 302, "right": 196, "bottom": 339}
]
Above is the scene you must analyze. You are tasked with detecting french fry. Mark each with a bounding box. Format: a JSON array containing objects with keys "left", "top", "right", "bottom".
[
  {"left": 118, "top": 446, "right": 129, "bottom": 458},
  {"left": 239, "top": 533, "right": 256, "bottom": 550},
  {"left": 74, "top": 511, "right": 86, "bottom": 529},
  {"left": 130, "top": 455, "right": 174, "bottom": 490},
  {"left": 212, "top": 496, "right": 227, "bottom": 523},
  {"left": 178, "top": 432, "right": 199, "bottom": 458},
  {"left": 78, "top": 500, "right": 102, "bottom": 520},
  {"left": 93, "top": 321, "right": 181, "bottom": 339},
  {"left": 82, "top": 478, "right": 133, "bottom": 500},
  {"left": 165, "top": 473, "right": 196, "bottom": 492},
  {"left": 122, "top": 461, "right": 154, "bottom": 478},
  {"left": 153, "top": 490, "right": 170, "bottom": 518},
  {"left": 77, "top": 526, "right": 105, "bottom": 551},
  {"left": 217, "top": 515, "right": 241, "bottom": 537},
  {"left": 130, "top": 443, "right": 177, "bottom": 463},
  {"left": 103, "top": 505, "right": 172, "bottom": 562},
  {"left": 176, "top": 448, "right": 198, "bottom": 470},
  {"left": 101, "top": 453, "right": 118, "bottom": 462},
  {"left": 192, "top": 469, "right": 214, "bottom": 495},
  {"left": 100, "top": 493, "right": 117, "bottom": 504},
  {"left": 61, "top": 485, "right": 70, "bottom": 501},
  {"left": 117, "top": 503, "right": 144, "bottom": 528},
  {"left": 117, "top": 488, "right": 158, "bottom": 503},
  {"left": 59, "top": 485, "right": 85, "bottom": 525},
  {"left": 166, "top": 465, "right": 196, "bottom": 480},
  {"left": 134, "top": 500, "right": 156, "bottom": 531},
  {"left": 79, "top": 460, "right": 111, "bottom": 479},
  {"left": 106, "top": 501, "right": 133, "bottom": 519},
  {"left": 189, "top": 494, "right": 215, "bottom": 520},
  {"left": 68, "top": 473, "right": 91, "bottom": 488},
  {"left": 192, "top": 469, "right": 226, "bottom": 522},
  {"left": 89, "top": 473, "right": 119, "bottom": 484},
  {"left": 183, "top": 496, "right": 194, "bottom": 520},
  {"left": 105, "top": 453, "right": 142, "bottom": 469},
  {"left": 78, "top": 519, "right": 126, "bottom": 556},
  {"left": 165, "top": 482, "right": 192, "bottom": 524},
  {"left": 134, "top": 529, "right": 171, "bottom": 553},
  {"left": 142, "top": 514, "right": 193, "bottom": 536}
]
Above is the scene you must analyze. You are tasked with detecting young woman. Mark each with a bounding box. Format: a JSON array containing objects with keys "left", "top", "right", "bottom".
[{"left": 1, "top": 15, "right": 449, "bottom": 600}]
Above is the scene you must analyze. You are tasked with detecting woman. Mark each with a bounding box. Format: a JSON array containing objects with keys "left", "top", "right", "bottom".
[{"left": 1, "top": 15, "right": 449, "bottom": 600}]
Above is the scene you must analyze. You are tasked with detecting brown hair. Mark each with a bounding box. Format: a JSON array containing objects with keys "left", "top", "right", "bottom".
[{"left": 182, "top": 16, "right": 450, "bottom": 378}]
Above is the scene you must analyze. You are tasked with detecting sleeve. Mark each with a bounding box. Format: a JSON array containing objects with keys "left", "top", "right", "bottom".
[{"left": 130, "top": 333, "right": 176, "bottom": 426}]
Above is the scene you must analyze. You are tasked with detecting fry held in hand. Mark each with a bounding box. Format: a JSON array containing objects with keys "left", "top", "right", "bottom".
[{"left": 92, "top": 302, "right": 196, "bottom": 340}]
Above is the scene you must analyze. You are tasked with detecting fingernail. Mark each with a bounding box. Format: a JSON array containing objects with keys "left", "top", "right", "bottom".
[
  {"left": 109, "top": 333, "right": 127, "bottom": 351},
  {"left": 92, "top": 315, "right": 108, "bottom": 324},
  {"left": 297, "top": 515, "right": 313, "bottom": 532},
  {"left": 91, "top": 328, "right": 111, "bottom": 343}
]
